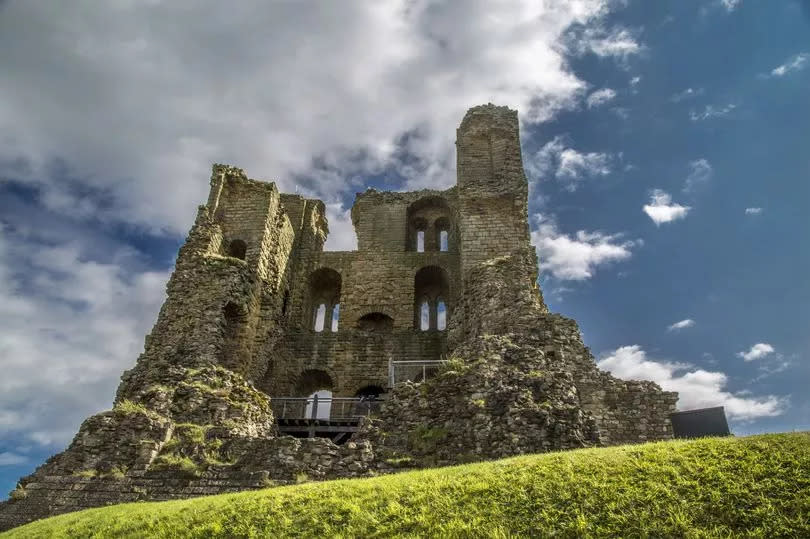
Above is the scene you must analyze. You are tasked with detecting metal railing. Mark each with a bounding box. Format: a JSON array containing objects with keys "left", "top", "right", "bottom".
[
  {"left": 388, "top": 359, "right": 446, "bottom": 387},
  {"left": 271, "top": 396, "right": 380, "bottom": 421}
]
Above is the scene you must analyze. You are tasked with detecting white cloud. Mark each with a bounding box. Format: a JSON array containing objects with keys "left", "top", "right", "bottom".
[
  {"left": 569, "top": 27, "right": 643, "bottom": 60},
  {"left": 531, "top": 215, "right": 639, "bottom": 280},
  {"left": 597, "top": 345, "right": 786, "bottom": 420},
  {"left": 324, "top": 203, "right": 358, "bottom": 251},
  {"left": 667, "top": 319, "right": 695, "bottom": 332},
  {"left": 0, "top": 452, "right": 28, "bottom": 466},
  {"left": 689, "top": 103, "right": 737, "bottom": 121},
  {"left": 643, "top": 189, "right": 691, "bottom": 225},
  {"left": 768, "top": 52, "right": 808, "bottom": 77},
  {"left": 745, "top": 207, "right": 763, "bottom": 215},
  {"left": 737, "top": 343, "right": 775, "bottom": 362},
  {"left": 720, "top": 0, "right": 742, "bottom": 12},
  {"left": 0, "top": 224, "right": 170, "bottom": 449},
  {"left": 586, "top": 88, "right": 617, "bottom": 108},
  {"left": 527, "top": 136, "right": 613, "bottom": 190},
  {"left": 683, "top": 158, "right": 713, "bottom": 192},
  {"left": 629, "top": 76, "right": 641, "bottom": 86},
  {"left": 670, "top": 87, "right": 704, "bottom": 102},
  {"left": 0, "top": 0, "right": 629, "bottom": 240}
]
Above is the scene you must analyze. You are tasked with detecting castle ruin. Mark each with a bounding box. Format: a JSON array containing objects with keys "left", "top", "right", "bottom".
[{"left": 0, "top": 104, "right": 678, "bottom": 530}]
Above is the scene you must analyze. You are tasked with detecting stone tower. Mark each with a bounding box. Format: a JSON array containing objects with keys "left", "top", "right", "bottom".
[{"left": 0, "top": 104, "right": 678, "bottom": 531}]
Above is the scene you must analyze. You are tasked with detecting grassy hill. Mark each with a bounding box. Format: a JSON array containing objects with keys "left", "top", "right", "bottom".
[{"left": 4, "top": 432, "right": 808, "bottom": 538}]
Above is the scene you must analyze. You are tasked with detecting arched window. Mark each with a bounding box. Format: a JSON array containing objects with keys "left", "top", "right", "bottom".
[
  {"left": 437, "top": 298, "right": 447, "bottom": 330},
  {"left": 408, "top": 217, "right": 427, "bottom": 252},
  {"left": 314, "top": 303, "right": 327, "bottom": 332},
  {"left": 414, "top": 266, "right": 450, "bottom": 330},
  {"left": 357, "top": 312, "right": 394, "bottom": 332},
  {"left": 226, "top": 239, "right": 247, "bottom": 260},
  {"left": 296, "top": 369, "right": 334, "bottom": 420},
  {"left": 354, "top": 385, "right": 385, "bottom": 416},
  {"left": 331, "top": 304, "right": 340, "bottom": 332},
  {"left": 435, "top": 217, "right": 451, "bottom": 252},
  {"left": 355, "top": 385, "right": 385, "bottom": 399},
  {"left": 419, "top": 300, "right": 430, "bottom": 331},
  {"left": 308, "top": 268, "right": 341, "bottom": 333},
  {"left": 406, "top": 197, "right": 452, "bottom": 252}
]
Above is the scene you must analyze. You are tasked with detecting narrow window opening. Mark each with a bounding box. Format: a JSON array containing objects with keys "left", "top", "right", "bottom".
[
  {"left": 357, "top": 312, "right": 394, "bottom": 332},
  {"left": 439, "top": 230, "right": 449, "bottom": 252},
  {"left": 414, "top": 265, "right": 450, "bottom": 331},
  {"left": 308, "top": 268, "right": 341, "bottom": 332},
  {"left": 331, "top": 303, "right": 340, "bottom": 332},
  {"left": 417, "top": 230, "right": 425, "bottom": 253},
  {"left": 305, "top": 389, "right": 333, "bottom": 420},
  {"left": 227, "top": 239, "right": 247, "bottom": 260},
  {"left": 420, "top": 300, "right": 430, "bottom": 331},
  {"left": 223, "top": 302, "right": 244, "bottom": 337},
  {"left": 281, "top": 290, "right": 290, "bottom": 315},
  {"left": 437, "top": 299, "right": 447, "bottom": 330},
  {"left": 314, "top": 303, "right": 326, "bottom": 332},
  {"left": 355, "top": 385, "right": 385, "bottom": 400},
  {"left": 295, "top": 369, "right": 334, "bottom": 422}
]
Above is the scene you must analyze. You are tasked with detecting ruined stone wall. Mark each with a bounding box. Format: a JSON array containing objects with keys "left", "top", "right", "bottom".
[
  {"left": 447, "top": 249, "right": 677, "bottom": 445},
  {"left": 351, "top": 188, "right": 458, "bottom": 253},
  {"left": 0, "top": 104, "right": 682, "bottom": 531},
  {"left": 294, "top": 251, "right": 460, "bottom": 331},
  {"left": 261, "top": 331, "right": 446, "bottom": 397},
  {"left": 359, "top": 249, "right": 677, "bottom": 469},
  {"left": 117, "top": 166, "right": 300, "bottom": 396}
]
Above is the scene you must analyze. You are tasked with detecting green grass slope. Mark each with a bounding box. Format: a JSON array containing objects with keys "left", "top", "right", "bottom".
[{"left": 5, "top": 433, "right": 809, "bottom": 538}]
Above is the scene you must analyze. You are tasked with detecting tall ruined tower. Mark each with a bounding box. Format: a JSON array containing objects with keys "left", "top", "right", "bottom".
[
  {"left": 0, "top": 105, "right": 678, "bottom": 531},
  {"left": 456, "top": 104, "right": 531, "bottom": 267},
  {"left": 451, "top": 104, "right": 547, "bottom": 341}
]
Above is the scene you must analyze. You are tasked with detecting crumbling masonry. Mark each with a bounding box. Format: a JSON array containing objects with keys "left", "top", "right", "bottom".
[{"left": 0, "top": 104, "right": 678, "bottom": 530}]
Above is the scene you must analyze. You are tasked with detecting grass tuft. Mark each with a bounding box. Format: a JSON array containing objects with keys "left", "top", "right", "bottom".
[{"left": 113, "top": 400, "right": 163, "bottom": 421}]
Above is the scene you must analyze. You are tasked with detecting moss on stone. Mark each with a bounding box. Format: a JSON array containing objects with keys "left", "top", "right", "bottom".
[
  {"left": 9, "top": 486, "right": 27, "bottom": 501},
  {"left": 383, "top": 456, "right": 415, "bottom": 468},
  {"left": 113, "top": 400, "right": 164, "bottom": 422},
  {"left": 408, "top": 426, "right": 448, "bottom": 454},
  {"left": 439, "top": 356, "right": 467, "bottom": 375},
  {"left": 105, "top": 466, "right": 128, "bottom": 480},
  {"left": 294, "top": 472, "right": 309, "bottom": 484},
  {"left": 150, "top": 455, "right": 200, "bottom": 478}
]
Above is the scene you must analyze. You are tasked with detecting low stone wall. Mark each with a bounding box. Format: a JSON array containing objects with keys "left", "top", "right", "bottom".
[
  {"left": 0, "top": 474, "right": 268, "bottom": 531},
  {"left": 0, "top": 435, "right": 375, "bottom": 531},
  {"left": 577, "top": 375, "right": 677, "bottom": 445}
]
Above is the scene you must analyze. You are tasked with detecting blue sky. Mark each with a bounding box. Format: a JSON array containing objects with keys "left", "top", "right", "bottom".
[{"left": 0, "top": 1, "right": 808, "bottom": 497}]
